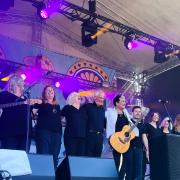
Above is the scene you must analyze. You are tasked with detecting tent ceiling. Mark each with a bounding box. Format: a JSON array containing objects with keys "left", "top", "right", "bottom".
[{"left": 2, "top": 0, "right": 180, "bottom": 76}]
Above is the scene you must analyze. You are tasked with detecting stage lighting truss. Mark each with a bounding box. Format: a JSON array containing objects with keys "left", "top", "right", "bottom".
[
  {"left": 56, "top": 0, "right": 179, "bottom": 51},
  {"left": 0, "top": 59, "right": 102, "bottom": 89},
  {"left": 154, "top": 41, "right": 175, "bottom": 63}
]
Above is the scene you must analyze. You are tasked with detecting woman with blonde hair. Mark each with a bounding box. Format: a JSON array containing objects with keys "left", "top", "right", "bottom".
[
  {"left": 33, "top": 85, "right": 62, "bottom": 169},
  {"left": 160, "top": 117, "right": 172, "bottom": 134},
  {"left": 61, "top": 92, "right": 87, "bottom": 156},
  {"left": 172, "top": 114, "right": 180, "bottom": 135}
]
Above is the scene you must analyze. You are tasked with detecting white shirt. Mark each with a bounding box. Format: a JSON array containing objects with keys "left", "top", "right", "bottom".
[{"left": 105, "top": 107, "right": 139, "bottom": 138}]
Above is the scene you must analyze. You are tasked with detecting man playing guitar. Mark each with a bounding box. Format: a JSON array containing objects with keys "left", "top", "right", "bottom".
[{"left": 106, "top": 94, "right": 139, "bottom": 180}]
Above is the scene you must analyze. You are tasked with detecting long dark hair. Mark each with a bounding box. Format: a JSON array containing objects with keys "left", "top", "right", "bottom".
[
  {"left": 148, "top": 112, "right": 161, "bottom": 124},
  {"left": 42, "top": 85, "right": 57, "bottom": 104}
]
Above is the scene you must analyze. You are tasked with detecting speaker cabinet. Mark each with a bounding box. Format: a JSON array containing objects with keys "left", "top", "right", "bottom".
[
  {"left": 150, "top": 134, "right": 180, "bottom": 180},
  {"left": 56, "top": 156, "right": 118, "bottom": 180},
  {"left": 14, "top": 154, "right": 55, "bottom": 180}
]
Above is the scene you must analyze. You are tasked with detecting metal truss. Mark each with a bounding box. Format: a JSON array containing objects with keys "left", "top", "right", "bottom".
[
  {"left": 0, "top": 59, "right": 102, "bottom": 89},
  {"left": 144, "top": 56, "right": 180, "bottom": 80},
  {"left": 1, "top": 5, "right": 179, "bottom": 83},
  {"left": 0, "top": 10, "right": 133, "bottom": 79},
  {"left": 58, "top": 0, "right": 180, "bottom": 50}
]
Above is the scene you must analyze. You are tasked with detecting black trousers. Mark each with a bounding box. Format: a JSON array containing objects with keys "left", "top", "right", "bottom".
[
  {"left": 64, "top": 134, "right": 86, "bottom": 156},
  {"left": 36, "top": 129, "right": 61, "bottom": 169},
  {"left": 113, "top": 149, "right": 135, "bottom": 180},
  {"left": 86, "top": 132, "right": 103, "bottom": 157},
  {"left": 113, "top": 150, "right": 125, "bottom": 180},
  {"left": 0, "top": 134, "right": 27, "bottom": 151}
]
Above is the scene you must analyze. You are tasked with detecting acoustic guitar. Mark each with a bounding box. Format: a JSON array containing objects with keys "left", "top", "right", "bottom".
[{"left": 110, "top": 119, "right": 141, "bottom": 153}]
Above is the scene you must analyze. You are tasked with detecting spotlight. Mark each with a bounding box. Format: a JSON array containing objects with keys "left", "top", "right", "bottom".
[
  {"left": 36, "top": 0, "right": 60, "bottom": 19},
  {"left": 55, "top": 81, "right": 61, "bottom": 88},
  {"left": 81, "top": 21, "right": 97, "bottom": 47},
  {"left": 124, "top": 36, "right": 133, "bottom": 50},
  {"left": 36, "top": 2, "right": 48, "bottom": 19},
  {"left": 20, "top": 73, "right": 27, "bottom": 80},
  {"left": 40, "top": 9, "right": 49, "bottom": 19},
  {"left": 154, "top": 42, "right": 172, "bottom": 63}
]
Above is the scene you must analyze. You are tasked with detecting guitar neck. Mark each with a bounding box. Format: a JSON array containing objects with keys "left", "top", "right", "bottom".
[
  {"left": 128, "top": 119, "right": 141, "bottom": 133},
  {"left": 0, "top": 101, "right": 25, "bottom": 109}
]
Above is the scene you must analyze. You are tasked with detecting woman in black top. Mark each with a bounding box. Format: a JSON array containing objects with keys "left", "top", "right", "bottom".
[
  {"left": 142, "top": 112, "right": 162, "bottom": 179},
  {"left": 61, "top": 92, "right": 87, "bottom": 156},
  {"left": 34, "top": 85, "right": 62, "bottom": 169},
  {"left": 172, "top": 114, "right": 180, "bottom": 135},
  {"left": 142, "top": 112, "right": 162, "bottom": 161},
  {"left": 160, "top": 117, "right": 172, "bottom": 134}
]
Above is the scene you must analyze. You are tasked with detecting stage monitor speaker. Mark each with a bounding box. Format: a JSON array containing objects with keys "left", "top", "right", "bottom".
[
  {"left": 14, "top": 154, "right": 55, "bottom": 180},
  {"left": 150, "top": 134, "right": 180, "bottom": 180},
  {"left": 56, "top": 156, "right": 118, "bottom": 180}
]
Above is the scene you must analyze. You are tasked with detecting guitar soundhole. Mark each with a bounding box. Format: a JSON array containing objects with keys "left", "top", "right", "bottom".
[{"left": 125, "top": 132, "right": 129, "bottom": 137}]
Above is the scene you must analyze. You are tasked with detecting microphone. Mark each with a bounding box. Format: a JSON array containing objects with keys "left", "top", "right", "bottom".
[{"left": 158, "top": 99, "right": 169, "bottom": 104}]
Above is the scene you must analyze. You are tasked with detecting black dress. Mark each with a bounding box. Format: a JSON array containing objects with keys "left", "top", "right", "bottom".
[
  {"left": 143, "top": 123, "right": 163, "bottom": 179},
  {"left": 143, "top": 123, "right": 162, "bottom": 141},
  {"left": 61, "top": 105, "right": 87, "bottom": 156},
  {"left": 34, "top": 103, "right": 62, "bottom": 169}
]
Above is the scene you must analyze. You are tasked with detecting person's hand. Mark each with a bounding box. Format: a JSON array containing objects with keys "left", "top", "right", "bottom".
[
  {"left": 124, "top": 136, "right": 130, "bottom": 143},
  {"left": 29, "top": 99, "right": 42, "bottom": 105}
]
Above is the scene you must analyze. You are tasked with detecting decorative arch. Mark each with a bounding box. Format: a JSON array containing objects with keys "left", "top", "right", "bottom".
[{"left": 67, "top": 60, "right": 109, "bottom": 83}]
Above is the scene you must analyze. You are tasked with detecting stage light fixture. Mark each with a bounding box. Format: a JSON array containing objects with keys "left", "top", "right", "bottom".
[
  {"left": 40, "top": 9, "right": 49, "bottom": 19},
  {"left": 124, "top": 36, "right": 133, "bottom": 50},
  {"left": 154, "top": 42, "right": 173, "bottom": 63},
  {"left": 36, "top": 2, "right": 49, "bottom": 19},
  {"left": 81, "top": 21, "right": 97, "bottom": 47},
  {"left": 55, "top": 81, "right": 61, "bottom": 88},
  {"left": 20, "top": 73, "right": 27, "bottom": 80}
]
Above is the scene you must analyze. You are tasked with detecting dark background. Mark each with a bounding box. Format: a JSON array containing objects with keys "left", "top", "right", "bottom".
[{"left": 144, "top": 66, "right": 180, "bottom": 121}]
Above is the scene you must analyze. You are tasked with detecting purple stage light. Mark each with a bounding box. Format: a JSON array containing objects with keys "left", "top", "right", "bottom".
[
  {"left": 127, "top": 41, "right": 133, "bottom": 50},
  {"left": 55, "top": 81, "right": 61, "bottom": 88},
  {"left": 21, "top": 73, "right": 27, "bottom": 80},
  {"left": 124, "top": 35, "right": 139, "bottom": 50},
  {"left": 124, "top": 38, "right": 138, "bottom": 50},
  {"left": 40, "top": 9, "right": 49, "bottom": 19},
  {"left": 38, "top": 0, "right": 61, "bottom": 19}
]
